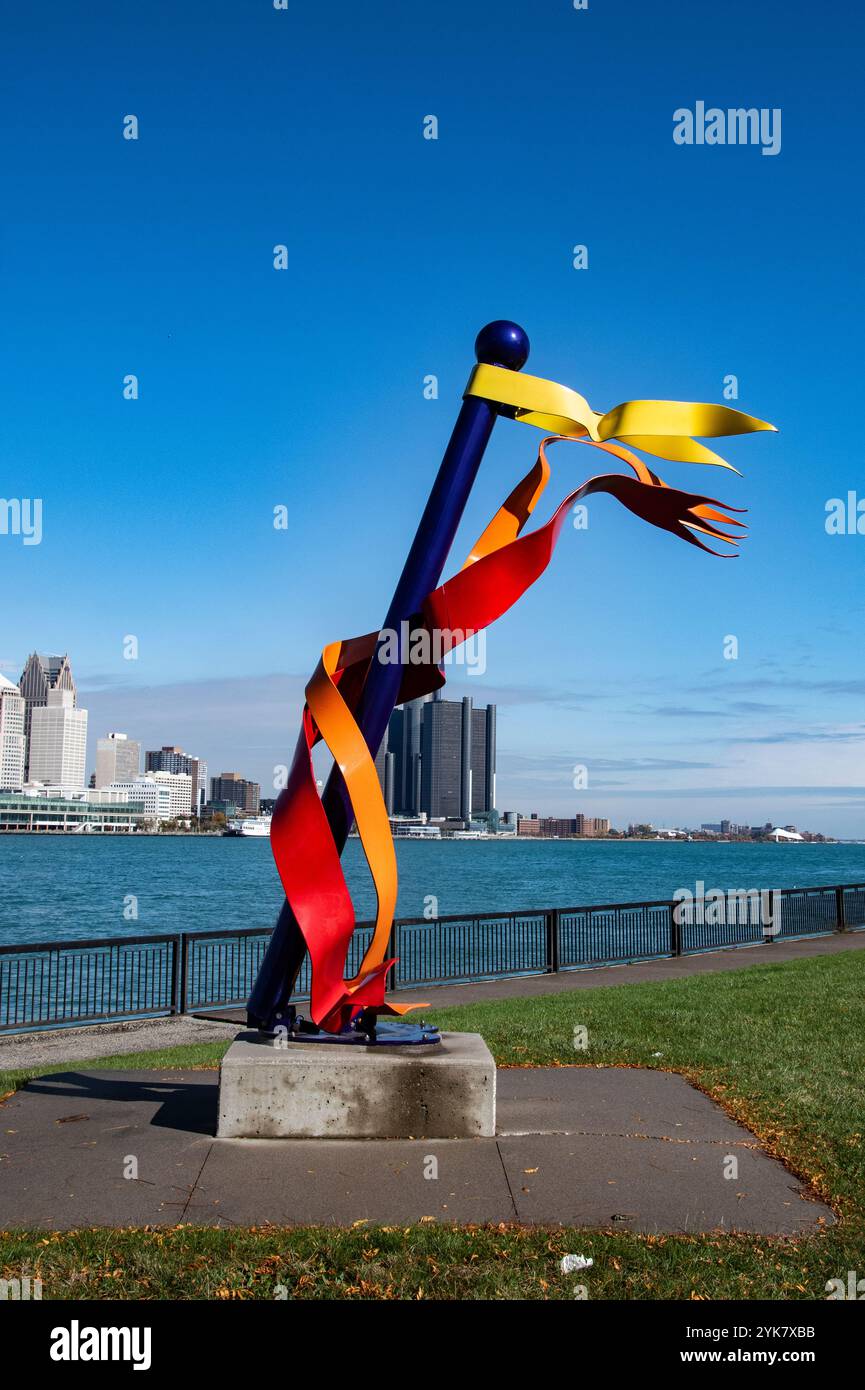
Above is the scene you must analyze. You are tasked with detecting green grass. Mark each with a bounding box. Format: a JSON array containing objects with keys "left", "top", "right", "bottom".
[
  {"left": 0, "top": 1221, "right": 834, "bottom": 1301},
  {"left": 2, "top": 950, "right": 864, "bottom": 1299}
]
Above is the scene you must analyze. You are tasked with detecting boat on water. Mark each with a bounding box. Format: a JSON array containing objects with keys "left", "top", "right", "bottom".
[{"left": 223, "top": 816, "right": 272, "bottom": 838}]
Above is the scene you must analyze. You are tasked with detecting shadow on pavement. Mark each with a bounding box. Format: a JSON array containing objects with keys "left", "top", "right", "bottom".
[{"left": 21, "top": 1070, "right": 219, "bottom": 1136}]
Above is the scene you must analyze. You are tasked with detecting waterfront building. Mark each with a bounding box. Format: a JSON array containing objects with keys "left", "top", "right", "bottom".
[
  {"left": 107, "top": 777, "right": 173, "bottom": 821},
  {"left": 210, "top": 772, "right": 260, "bottom": 814},
  {"left": 517, "top": 812, "right": 611, "bottom": 838},
  {"left": 516, "top": 814, "right": 542, "bottom": 836},
  {"left": 18, "top": 652, "right": 77, "bottom": 779},
  {"left": 150, "top": 771, "right": 192, "bottom": 818},
  {"left": 575, "top": 814, "right": 611, "bottom": 837},
  {"left": 0, "top": 674, "right": 26, "bottom": 790},
  {"left": 547, "top": 817, "right": 581, "bottom": 837},
  {"left": 0, "top": 785, "right": 144, "bottom": 833},
  {"left": 27, "top": 689, "right": 88, "bottom": 790},
  {"left": 94, "top": 732, "right": 141, "bottom": 787},
  {"left": 202, "top": 798, "right": 242, "bottom": 821},
  {"left": 389, "top": 813, "right": 441, "bottom": 838}
]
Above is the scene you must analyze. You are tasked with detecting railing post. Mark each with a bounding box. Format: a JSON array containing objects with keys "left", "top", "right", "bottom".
[
  {"left": 765, "top": 890, "right": 777, "bottom": 943},
  {"left": 387, "top": 922, "right": 398, "bottom": 992},
  {"left": 836, "top": 885, "right": 847, "bottom": 932},
  {"left": 546, "top": 909, "right": 559, "bottom": 973},
  {"left": 670, "top": 902, "right": 682, "bottom": 957},
  {"left": 179, "top": 933, "right": 190, "bottom": 1015},
  {"left": 169, "top": 935, "right": 181, "bottom": 1015}
]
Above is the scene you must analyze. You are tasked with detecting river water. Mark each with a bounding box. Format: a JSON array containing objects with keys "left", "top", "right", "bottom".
[{"left": 1, "top": 836, "right": 863, "bottom": 946}]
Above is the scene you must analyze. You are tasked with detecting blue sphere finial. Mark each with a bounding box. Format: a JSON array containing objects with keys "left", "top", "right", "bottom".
[{"left": 475, "top": 320, "right": 530, "bottom": 371}]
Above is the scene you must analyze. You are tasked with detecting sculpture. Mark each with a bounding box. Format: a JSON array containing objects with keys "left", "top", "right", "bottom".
[{"left": 247, "top": 322, "right": 775, "bottom": 1043}]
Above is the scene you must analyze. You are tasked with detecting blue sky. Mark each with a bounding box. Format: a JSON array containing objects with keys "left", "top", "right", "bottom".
[{"left": 2, "top": 0, "right": 864, "bottom": 834}]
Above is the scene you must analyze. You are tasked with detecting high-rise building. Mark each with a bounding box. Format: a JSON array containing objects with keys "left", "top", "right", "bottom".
[
  {"left": 0, "top": 674, "right": 26, "bottom": 790},
  {"left": 378, "top": 693, "right": 496, "bottom": 821},
  {"left": 28, "top": 689, "right": 88, "bottom": 790},
  {"left": 18, "top": 652, "right": 77, "bottom": 779},
  {"left": 145, "top": 746, "right": 207, "bottom": 815},
  {"left": 373, "top": 741, "right": 395, "bottom": 815},
  {"left": 385, "top": 694, "right": 432, "bottom": 816},
  {"left": 94, "top": 732, "right": 141, "bottom": 787},
  {"left": 471, "top": 703, "right": 496, "bottom": 813},
  {"left": 418, "top": 696, "right": 463, "bottom": 818},
  {"left": 145, "top": 745, "right": 188, "bottom": 774},
  {"left": 190, "top": 757, "right": 207, "bottom": 815},
  {"left": 210, "top": 772, "right": 260, "bottom": 814}
]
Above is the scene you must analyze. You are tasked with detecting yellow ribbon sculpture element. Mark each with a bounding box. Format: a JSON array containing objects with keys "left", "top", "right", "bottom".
[
  {"left": 465, "top": 362, "right": 775, "bottom": 470},
  {"left": 270, "top": 365, "right": 776, "bottom": 1032}
]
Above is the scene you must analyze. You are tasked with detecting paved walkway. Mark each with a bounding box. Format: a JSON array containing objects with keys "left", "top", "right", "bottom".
[
  {"left": 2, "top": 930, "right": 862, "bottom": 1072},
  {"left": 0, "top": 1013, "right": 242, "bottom": 1075},
  {"left": 0, "top": 1064, "right": 832, "bottom": 1234}
]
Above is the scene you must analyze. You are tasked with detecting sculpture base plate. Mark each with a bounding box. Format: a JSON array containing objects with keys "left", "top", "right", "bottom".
[
  {"left": 249, "top": 1006, "right": 441, "bottom": 1047},
  {"left": 217, "top": 1029, "right": 495, "bottom": 1139}
]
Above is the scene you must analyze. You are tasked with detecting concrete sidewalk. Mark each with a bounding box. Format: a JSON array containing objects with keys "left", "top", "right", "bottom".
[
  {"left": 2, "top": 930, "right": 862, "bottom": 1073},
  {"left": 0, "top": 1064, "right": 832, "bottom": 1235}
]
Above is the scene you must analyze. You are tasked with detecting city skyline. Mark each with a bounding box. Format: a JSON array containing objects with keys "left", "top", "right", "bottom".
[
  {"left": 0, "top": 647, "right": 856, "bottom": 839},
  {"left": 0, "top": 647, "right": 855, "bottom": 836}
]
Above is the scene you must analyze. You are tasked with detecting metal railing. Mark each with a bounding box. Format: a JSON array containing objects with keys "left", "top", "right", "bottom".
[
  {"left": 1, "top": 880, "right": 863, "bottom": 1033},
  {"left": 0, "top": 934, "right": 179, "bottom": 1033}
]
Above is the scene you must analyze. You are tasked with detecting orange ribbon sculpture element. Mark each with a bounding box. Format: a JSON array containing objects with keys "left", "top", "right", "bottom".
[{"left": 269, "top": 362, "right": 775, "bottom": 1034}]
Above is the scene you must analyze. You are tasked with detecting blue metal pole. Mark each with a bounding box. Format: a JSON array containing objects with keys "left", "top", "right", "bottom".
[{"left": 248, "top": 321, "right": 529, "bottom": 1029}]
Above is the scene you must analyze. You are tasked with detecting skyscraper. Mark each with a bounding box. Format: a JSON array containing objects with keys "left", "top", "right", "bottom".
[
  {"left": 18, "top": 652, "right": 76, "bottom": 779},
  {"left": 470, "top": 702, "right": 496, "bottom": 813},
  {"left": 420, "top": 695, "right": 468, "bottom": 818},
  {"left": 28, "top": 689, "right": 88, "bottom": 790},
  {"left": 381, "top": 693, "right": 497, "bottom": 821},
  {"left": 94, "top": 732, "right": 141, "bottom": 787},
  {"left": 0, "top": 674, "right": 26, "bottom": 790},
  {"left": 386, "top": 694, "right": 432, "bottom": 816},
  {"left": 373, "top": 740, "right": 395, "bottom": 815}
]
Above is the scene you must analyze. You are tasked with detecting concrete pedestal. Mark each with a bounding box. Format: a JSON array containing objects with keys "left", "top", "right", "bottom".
[{"left": 217, "top": 1029, "right": 495, "bottom": 1139}]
